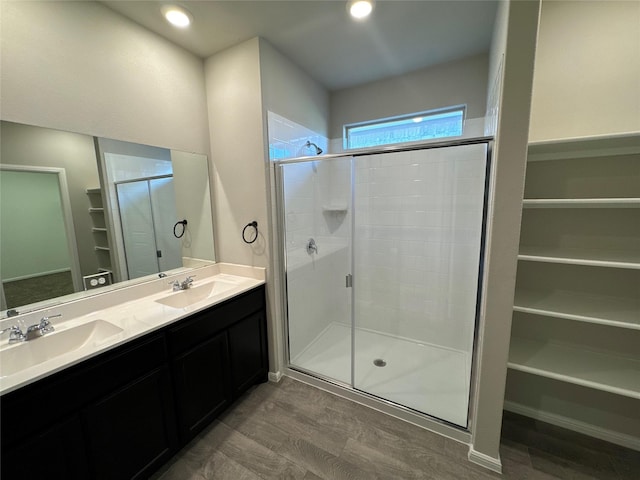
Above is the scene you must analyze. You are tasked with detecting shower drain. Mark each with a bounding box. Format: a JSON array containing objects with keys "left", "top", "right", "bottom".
[{"left": 373, "top": 358, "right": 387, "bottom": 367}]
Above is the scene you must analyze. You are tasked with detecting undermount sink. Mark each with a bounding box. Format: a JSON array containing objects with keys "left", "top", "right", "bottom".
[
  {"left": 0, "top": 319, "right": 123, "bottom": 377},
  {"left": 155, "top": 281, "right": 237, "bottom": 309}
]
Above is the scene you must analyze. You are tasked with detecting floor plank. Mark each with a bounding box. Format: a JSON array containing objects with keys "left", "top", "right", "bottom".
[{"left": 153, "top": 377, "right": 638, "bottom": 480}]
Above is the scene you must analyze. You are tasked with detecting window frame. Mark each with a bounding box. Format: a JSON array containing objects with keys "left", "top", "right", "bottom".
[{"left": 343, "top": 105, "right": 466, "bottom": 150}]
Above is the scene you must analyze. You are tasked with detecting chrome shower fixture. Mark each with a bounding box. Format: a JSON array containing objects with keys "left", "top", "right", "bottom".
[{"left": 306, "top": 140, "right": 323, "bottom": 155}]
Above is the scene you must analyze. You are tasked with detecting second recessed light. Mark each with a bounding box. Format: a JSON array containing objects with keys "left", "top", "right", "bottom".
[
  {"left": 161, "top": 5, "right": 192, "bottom": 28},
  {"left": 348, "top": 0, "right": 374, "bottom": 20}
]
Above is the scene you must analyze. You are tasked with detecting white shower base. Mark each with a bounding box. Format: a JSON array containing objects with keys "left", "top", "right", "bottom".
[{"left": 291, "top": 322, "right": 470, "bottom": 427}]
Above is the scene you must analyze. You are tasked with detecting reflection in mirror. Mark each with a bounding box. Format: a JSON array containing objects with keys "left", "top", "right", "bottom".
[{"left": 0, "top": 121, "right": 215, "bottom": 315}]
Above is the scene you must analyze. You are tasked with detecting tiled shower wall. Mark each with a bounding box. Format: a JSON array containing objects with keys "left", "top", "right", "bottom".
[
  {"left": 353, "top": 145, "right": 487, "bottom": 353},
  {"left": 268, "top": 111, "right": 329, "bottom": 160}
]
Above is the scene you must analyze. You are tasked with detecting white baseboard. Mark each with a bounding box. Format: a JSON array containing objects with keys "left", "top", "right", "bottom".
[
  {"left": 468, "top": 447, "right": 502, "bottom": 473},
  {"left": 3, "top": 268, "right": 71, "bottom": 283},
  {"left": 504, "top": 401, "right": 640, "bottom": 451},
  {"left": 268, "top": 371, "right": 283, "bottom": 383}
]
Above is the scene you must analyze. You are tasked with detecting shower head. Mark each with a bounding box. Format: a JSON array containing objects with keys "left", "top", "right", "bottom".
[{"left": 305, "top": 140, "right": 323, "bottom": 155}]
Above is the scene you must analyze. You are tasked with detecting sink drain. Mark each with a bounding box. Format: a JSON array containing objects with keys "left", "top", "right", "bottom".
[{"left": 373, "top": 358, "right": 387, "bottom": 367}]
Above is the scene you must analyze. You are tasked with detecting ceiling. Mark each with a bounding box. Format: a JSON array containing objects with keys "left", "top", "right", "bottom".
[{"left": 102, "top": 1, "right": 498, "bottom": 91}]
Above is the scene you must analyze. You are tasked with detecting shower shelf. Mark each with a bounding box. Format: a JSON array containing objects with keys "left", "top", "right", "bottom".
[
  {"left": 513, "top": 289, "right": 640, "bottom": 330},
  {"left": 92, "top": 227, "right": 108, "bottom": 233},
  {"left": 522, "top": 198, "right": 640, "bottom": 208},
  {"left": 508, "top": 337, "right": 640, "bottom": 400},
  {"left": 518, "top": 246, "right": 640, "bottom": 270},
  {"left": 322, "top": 204, "right": 348, "bottom": 213},
  {"left": 89, "top": 207, "right": 105, "bottom": 213},
  {"left": 94, "top": 246, "right": 110, "bottom": 252}
]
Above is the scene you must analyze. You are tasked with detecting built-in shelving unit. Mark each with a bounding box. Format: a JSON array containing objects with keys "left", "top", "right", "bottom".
[
  {"left": 506, "top": 133, "right": 640, "bottom": 450},
  {"left": 86, "top": 188, "right": 113, "bottom": 275}
]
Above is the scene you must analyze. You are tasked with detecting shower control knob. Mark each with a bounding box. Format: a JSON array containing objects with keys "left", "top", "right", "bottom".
[{"left": 306, "top": 238, "right": 318, "bottom": 255}]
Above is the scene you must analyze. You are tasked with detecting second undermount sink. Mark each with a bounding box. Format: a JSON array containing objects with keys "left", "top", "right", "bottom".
[
  {"left": 155, "top": 280, "right": 237, "bottom": 309},
  {"left": 0, "top": 319, "right": 124, "bottom": 377}
]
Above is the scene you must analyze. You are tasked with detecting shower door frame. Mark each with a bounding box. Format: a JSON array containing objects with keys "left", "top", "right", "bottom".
[{"left": 275, "top": 136, "right": 493, "bottom": 440}]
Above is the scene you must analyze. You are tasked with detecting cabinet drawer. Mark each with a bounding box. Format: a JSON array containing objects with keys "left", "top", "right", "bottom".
[{"left": 168, "top": 286, "right": 265, "bottom": 355}]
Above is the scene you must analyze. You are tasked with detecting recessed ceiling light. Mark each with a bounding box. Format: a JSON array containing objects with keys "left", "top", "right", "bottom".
[
  {"left": 348, "top": 0, "right": 374, "bottom": 20},
  {"left": 161, "top": 5, "right": 192, "bottom": 28}
]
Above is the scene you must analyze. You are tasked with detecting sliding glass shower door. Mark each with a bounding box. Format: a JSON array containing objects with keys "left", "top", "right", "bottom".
[
  {"left": 280, "top": 141, "right": 489, "bottom": 428},
  {"left": 352, "top": 144, "right": 488, "bottom": 427}
]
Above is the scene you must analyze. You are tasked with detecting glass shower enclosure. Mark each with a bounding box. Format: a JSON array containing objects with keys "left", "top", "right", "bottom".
[{"left": 277, "top": 139, "right": 491, "bottom": 428}]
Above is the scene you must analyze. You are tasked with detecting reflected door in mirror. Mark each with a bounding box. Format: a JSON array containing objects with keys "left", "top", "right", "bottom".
[{"left": 116, "top": 177, "right": 181, "bottom": 280}]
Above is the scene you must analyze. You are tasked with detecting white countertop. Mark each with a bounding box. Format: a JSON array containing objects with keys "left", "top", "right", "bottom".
[{"left": 0, "top": 263, "right": 265, "bottom": 396}]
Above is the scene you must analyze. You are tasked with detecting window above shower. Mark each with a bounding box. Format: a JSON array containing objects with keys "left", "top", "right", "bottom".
[{"left": 343, "top": 105, "right": 466, "bottom": 150}]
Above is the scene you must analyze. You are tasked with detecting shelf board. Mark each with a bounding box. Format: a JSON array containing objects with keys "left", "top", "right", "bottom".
[
  {"left": 514, "top": 289, "right": 640, "bottom": 330},
  {"left": 518, "top": 247, "right": 640, "bottom": 270},
  {"left": 94, "top": 246, "right": 110, "bottom": 251},
  {"left": 97, "top": 268, "right": 112, "bottom": 274},
  {"left": 86, "top": 188, "right": 102, "bottom": 194},
  {"left": 523, "top": 198, "right": 640, "bottom": 209},
  {"left": 322, "top": 204, "right": 348, "bottom": 213},
  {"left": 508, "top": 337, "right": 640, "bottom": 400},
  {"left": 528, "top": 133, "right": 640, "bottom": 161},
  {"left": 92, "top": 227, "right": 107, "bottom": 233},
  {"left": 89, "top": 207, "right": 104, "bottom": 213}
]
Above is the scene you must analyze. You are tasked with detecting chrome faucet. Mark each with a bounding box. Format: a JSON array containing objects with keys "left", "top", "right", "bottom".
[
  {"left": 169, "top": 276, "right": 196, "bottom": 291},
  {"left": 0, "top": 325, "right": 26, "bottom": 344},
  {"left": 181, "top": 276, "right": 195, "bottom": 289},
  {"left": 25, "top": 314, "right": 61, "bottom": 341}
]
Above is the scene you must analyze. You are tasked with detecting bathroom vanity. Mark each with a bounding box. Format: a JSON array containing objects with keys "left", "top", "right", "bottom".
[{"left": 0, "top": 265, "right": 267, "bottom": 480}]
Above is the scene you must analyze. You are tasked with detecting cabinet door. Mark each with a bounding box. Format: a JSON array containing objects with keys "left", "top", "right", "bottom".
[
  {"left": 83, "top": 367, "right": 176, "bottom": 480},
  {"left": 228, "top": 311, "right": 268, "bottom": 398},
  {"left": 1, "top": 416, "right": 88, "bottom": 480},
  {"left": 172, "top": 331, "right": 231, "bottom": 442}
]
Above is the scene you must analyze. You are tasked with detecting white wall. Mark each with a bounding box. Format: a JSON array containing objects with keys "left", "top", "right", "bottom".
[
  {"left": 529, "top": 0, "right": 640, "bottom": 141},
  {"left": 469, "top": 0, "right": 540, "bottom": 470},
  {"left": 0, "top": 1, "right": 209, "bottom": 154},
  {"left": 259, "top": 40, "right": 330, "bottom": 141},
  {"left": 329, "top": 53, "right": 489, "bottom": 147},
  {"left": 205, "top": 38, "right": 268, "bottom": 269},
  {"left": 171, "top": 151, "right": 216, "bottom": 263}
]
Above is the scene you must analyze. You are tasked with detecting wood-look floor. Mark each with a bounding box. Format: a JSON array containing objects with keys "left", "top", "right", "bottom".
[{"left": 152, "top": 377, "right": 639, "bottom": 480}]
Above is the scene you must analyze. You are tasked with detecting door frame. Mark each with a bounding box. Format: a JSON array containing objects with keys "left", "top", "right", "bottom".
[{"left": 0, "top": 164, "right": 83, "bottom": 293}]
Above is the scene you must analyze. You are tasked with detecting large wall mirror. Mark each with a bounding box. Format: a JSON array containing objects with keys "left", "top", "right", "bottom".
[{"left": 0, "top": 120, "right": 215, "bottom": 316}]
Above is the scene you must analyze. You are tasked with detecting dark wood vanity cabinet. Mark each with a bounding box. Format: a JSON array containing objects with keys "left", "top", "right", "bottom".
[
  {"left": 172, "top": 331, "right": 232, "bottom": 441},
  {"left": 83, "top": 367, "right": 177, "bottom": 480},
  {"left": 228, "top": 310, "right": 268, "bottom": 397},
  {"left": 169, "top": 286, "right": 267, "bottom": 443},
  {"left": 0, "top": 285, "right": 267, "bottom": 480},
  {"left": 1, "top": 415, "right": 89, "bottom": 480}
]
